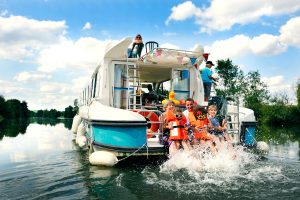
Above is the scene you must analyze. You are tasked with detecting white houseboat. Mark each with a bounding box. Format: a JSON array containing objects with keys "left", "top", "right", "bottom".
[{"left": 71, "top": 37, "right": 261, "bottom": 166}]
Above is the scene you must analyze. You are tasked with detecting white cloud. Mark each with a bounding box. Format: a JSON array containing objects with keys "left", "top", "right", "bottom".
[
  {"left": 250, "top": 34, "right": 287, "bottom": 55},
  {"left": 262, "top": 75, "right": 284, "bottom": 86},
  {"left": 165, "top": 1, "right": 200, "bottom": 25},
  {"left": 160, "top": 43, "right": 180, "bottom": 49},
  {"left": 0, "top": 15, "right": 66, "bottom": 60},
  {"left": 37, "top": 37, "right": 114, "bottom": 73},
  {"left": 82, "top": 22, "right": 92, "bottom": 30},
  {"left": 14, "top": 71, "right": 52, "bottom": 82},
  {"left": 279, "top": 16, "right": 300, "bottom": 47},
  {"left": 205, "top": 35, "right": 251, "bottom": 61},
  {"left": 166, "top": 0, "right": 300, "bottom": 32}
]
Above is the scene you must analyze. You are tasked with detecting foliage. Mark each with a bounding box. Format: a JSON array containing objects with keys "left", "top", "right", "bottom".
[
  {"left": 215, "top": 59, "right": 245, "bottom": 97},
  {"left": 260, "top": 93, "right": 300, "bottom": 126},
  {"left": 215, "top": 59, "right": 269, "bottom": 120},
  {"left": 64, "top": 105, "right": 77, "bottom": 118},
  {"left": 0, "top": 96, "right": 29, "bottom": 120}
]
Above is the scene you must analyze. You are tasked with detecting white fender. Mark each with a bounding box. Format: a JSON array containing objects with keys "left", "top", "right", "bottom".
[
  {"left": 71, "top": 114, "right": 81, "bottom": 134},
  {"left": 89, "top": 151, "right": 118, "bottom": 166},
  {"left": 76, "top": 123, "right": 86, "bottom": 144},
  {"left": 256, "top": 141, "right": 269, "bottom": 154},
  {"left": 77, "top": 136, "right": 87, "bottom": 148}
]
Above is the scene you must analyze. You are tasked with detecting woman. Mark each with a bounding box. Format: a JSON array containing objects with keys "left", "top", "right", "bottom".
[{"left": 129, "top": 34, "right": 144, "bottom": 58}]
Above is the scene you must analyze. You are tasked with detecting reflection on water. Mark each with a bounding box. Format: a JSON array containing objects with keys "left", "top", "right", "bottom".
[
  {"left": 0, "top": 118, "right": 72, "bottom": 140},
  {"left": 0, "top": 120, "right": 299, "bottom": 199},
  {"left": 0, "top": 118, "right": 74, "bottom": 168}
]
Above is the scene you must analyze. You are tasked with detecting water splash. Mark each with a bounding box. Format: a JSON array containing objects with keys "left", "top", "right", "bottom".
[{"left": 143, "top": 143, "right": 285, "bottom": 196}]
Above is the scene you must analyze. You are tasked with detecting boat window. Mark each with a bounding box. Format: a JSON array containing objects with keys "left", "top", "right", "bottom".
[
  {"left": 95, "top": 70, "right": 101, "bottom": 97},
  {"left": 172, "top": 69, "right": 190, "bottom": 100},
  {"left": 92, "top": 73, "right": 98, "bottom": 98},
  {"left": 157, "top": 80, "right": 170, "bottom": 98},
  {"left": 113, "top": 64, "right": 132, "bottom": 109}
]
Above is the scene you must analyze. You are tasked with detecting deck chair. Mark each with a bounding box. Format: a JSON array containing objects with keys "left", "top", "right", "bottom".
[{"left": 145, "top": 41, "right": 159, "bottom": 53}]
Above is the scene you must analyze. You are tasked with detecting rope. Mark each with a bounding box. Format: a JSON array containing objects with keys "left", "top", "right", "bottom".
[{"left": 117, "top": 143, "right": 148, "bottom": 163}]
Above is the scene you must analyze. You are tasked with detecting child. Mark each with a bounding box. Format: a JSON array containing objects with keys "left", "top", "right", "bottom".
[
  {"left": 166, "top": 107, "right": 191, "bottom": 151},
  {"left": 188, "top": 105, "right": 217, "bottom": 155},
  {"left": 207, "top": 104, "right": 231, "bottom": 144}
]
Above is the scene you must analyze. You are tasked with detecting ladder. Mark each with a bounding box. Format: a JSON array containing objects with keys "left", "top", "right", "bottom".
[
  {"left": 226, "top": 97, "right": 240, "bottom": 144},
  {"left": 126, "top": 58, "right": 142, "bottom": 110}
]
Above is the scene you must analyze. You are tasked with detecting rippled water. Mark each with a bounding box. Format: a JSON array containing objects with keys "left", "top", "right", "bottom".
[{"left": 0, "top": 119, "right": 299, "bottom": 200}]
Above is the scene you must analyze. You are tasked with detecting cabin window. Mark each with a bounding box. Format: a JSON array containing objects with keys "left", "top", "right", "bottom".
[
  {"left": 95, "top": 70, "right": 101, "bottom": 97},
  {"left": 113, "top": 64, "right": 131, "bottom": 109},
  {"left": 172, "top": 69, "right": 190, "bottom": 100}
]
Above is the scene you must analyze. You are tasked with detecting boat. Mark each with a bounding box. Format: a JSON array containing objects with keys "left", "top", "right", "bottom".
[{"left": 71, "top": 37, "right": 267, "bottom": 166}]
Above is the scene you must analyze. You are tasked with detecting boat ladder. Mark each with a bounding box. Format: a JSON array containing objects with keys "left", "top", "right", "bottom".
[
  {"left": 226, "top": 97, "right": 241, "bottom": 144},
  {"left": 126, "top": 58, "right": 142, "bottom": 109}
]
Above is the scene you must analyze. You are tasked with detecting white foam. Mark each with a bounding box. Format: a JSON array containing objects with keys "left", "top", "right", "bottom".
[{"left": 143, "top": 143, "right": 284, "bottom": 195}]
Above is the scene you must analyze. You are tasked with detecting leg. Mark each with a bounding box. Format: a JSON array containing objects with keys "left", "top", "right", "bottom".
[
  {"left": 169, "top": 141, "right": 177, "bottom": 156},
  {"left": 182, "top": 140, "right": 192, "bottom": 151}
]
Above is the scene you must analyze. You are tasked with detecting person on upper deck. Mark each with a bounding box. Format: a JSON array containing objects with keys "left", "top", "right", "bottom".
[
  {"left": 201, "top": 61, "right": 217, "bottom": 101},
  {"left": 129, "top": 34, "right": 144, "bottom": 58}
]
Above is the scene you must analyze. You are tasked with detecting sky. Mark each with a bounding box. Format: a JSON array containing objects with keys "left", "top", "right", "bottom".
[{"left": 0, "top": 0, "right": 299, "bottom": 111}]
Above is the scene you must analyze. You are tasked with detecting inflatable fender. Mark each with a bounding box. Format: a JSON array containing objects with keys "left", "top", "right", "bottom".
[
  {"left": 71, "top": 114, "right": 81, "bottom": 134},
  {"left": 77, "top": 136, "right": 87, "bottom": 148},
  {"left": 76, "top": 123, "right": 86, "bottom": 144},
  {"left": 256, "top": 141, "right": 269, "bottom": 154},
  {"left": 89, "top": 151, "right": 118, "bottom": 166}
]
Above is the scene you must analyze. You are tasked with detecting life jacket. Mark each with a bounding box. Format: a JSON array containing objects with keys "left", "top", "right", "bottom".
[{"left": 166, "top": 111, "right": 187, "bottom": 140}]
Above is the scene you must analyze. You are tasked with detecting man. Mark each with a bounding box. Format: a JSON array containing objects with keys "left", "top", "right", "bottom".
[
  {"left": 183, "top": 98, "right": 195, "bottom": 126},
  {"left": 201, "top": 61, "right": 216, "bottom": 101},
  {"left": 143, "top": 84, "right": 157, "bottom": 104}
]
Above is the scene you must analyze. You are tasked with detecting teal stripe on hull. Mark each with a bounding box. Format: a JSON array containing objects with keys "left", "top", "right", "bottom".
[{"left": 91, "top": 125, "right": 147, "bottom": 148}]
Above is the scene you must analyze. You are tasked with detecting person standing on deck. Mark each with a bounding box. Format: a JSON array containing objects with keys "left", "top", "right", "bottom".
[
  {"left": 129, "top": 34, "right": 144, "bottom": 58},
  {"left": 201, "top": 61, "right": 217, "bottom": 101}
]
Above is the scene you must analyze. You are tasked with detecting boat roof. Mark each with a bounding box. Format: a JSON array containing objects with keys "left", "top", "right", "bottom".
[{"left": 102, "top": 37, "right": 206, "bottom": 82}]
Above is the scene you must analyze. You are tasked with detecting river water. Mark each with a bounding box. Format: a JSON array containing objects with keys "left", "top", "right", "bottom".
[{"left": 0, "top": 119, "right": 299, "bottom": 200}]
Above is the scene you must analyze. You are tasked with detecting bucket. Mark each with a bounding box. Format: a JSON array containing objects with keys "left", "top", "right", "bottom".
[{"left": 241, "top": 121, "right": 257, "bottom": 146}]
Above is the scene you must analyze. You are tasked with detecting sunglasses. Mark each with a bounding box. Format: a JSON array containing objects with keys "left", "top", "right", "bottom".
[{"left": 136, "top": 36, "right": 141, "bottom": 39}]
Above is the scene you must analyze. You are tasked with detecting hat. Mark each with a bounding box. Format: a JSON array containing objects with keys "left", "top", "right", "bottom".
[{"left": 206, "top": 61, "right": 214, "bottom": 66}]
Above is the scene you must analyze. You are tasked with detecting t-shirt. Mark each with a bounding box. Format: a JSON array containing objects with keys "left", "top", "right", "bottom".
[{"left": 201, "top": 67, "right": 213, "bottom": 84}]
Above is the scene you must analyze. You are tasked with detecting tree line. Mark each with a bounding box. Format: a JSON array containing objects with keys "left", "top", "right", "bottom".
[
  {"left": 215, "top": 59, "right": 300, "bottom": 126},
  {"left": 0, "top": 95, "right": 78, "bottom": 122}
]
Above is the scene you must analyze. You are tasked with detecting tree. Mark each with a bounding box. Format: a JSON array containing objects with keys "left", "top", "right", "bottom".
[
  {"left": 64, "top": 105, "right": 76, "bottom": 118},
  {"left": 215, "top": 59, "right": 245, "bottom": 97}
]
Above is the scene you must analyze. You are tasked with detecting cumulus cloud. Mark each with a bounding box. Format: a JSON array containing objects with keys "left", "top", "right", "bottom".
[
  {"left": 205, "top": 15, "right": 300, "bottom": 61},
  {"left": 82, "top": 22, "right": 92, "bottom": 30},
  {"left": 0, "top": 15, "right": 66, "bottom": 59},
  {"left": 250, "top": 34, "right": 287, "bottom": 55},
  {"left": 165, "top": 1, "right": 200, "bottom": 25},
  {"left": 37, "top": 37, "right": 115, "bottom": 73},
  {"left": 205, "top": 35, "right": 251, "bottom": 61},
  {"left": 279, "top": 16, "right": 300, "bottom": 47},
  {"left": 166, "top": 0, "right": 300, "bottom": 32},
  {"left": 14, "top": 71, "right": 52, "bottom": 82},
  {"left": 160, "top": 43, "right": 180, "bottom": 49}
]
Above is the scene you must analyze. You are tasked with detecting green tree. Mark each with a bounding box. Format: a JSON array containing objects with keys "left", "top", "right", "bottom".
[
  {"left": 0, "top": 95, "right": 7, "bottom": 120},
  {"left": 64, "top": 105, "right": 76, "bottom": 118},
  {"left": 215, "top": 59, "right": 245, "bottom": 97}
]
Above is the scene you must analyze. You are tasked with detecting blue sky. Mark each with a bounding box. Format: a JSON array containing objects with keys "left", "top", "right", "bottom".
[{"left": 0, "top": 0, "right": 300, "bottom": 110}]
